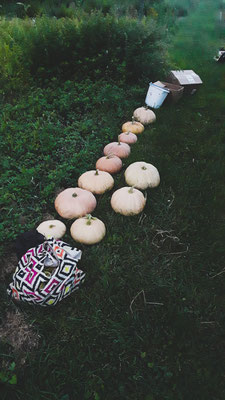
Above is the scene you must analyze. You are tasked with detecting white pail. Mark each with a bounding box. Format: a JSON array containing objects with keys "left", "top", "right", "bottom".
[{"left": 145, "top": 82, "right": 170, "bottom": 109}]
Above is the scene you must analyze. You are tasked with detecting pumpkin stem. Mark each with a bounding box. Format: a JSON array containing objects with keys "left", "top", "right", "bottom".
[
  {"left": 72, "top": 192, "right": 78, "bottom": 198},
  {"left": 85, "top": 214, "right": 92, "bottom": 225},
  {"left": 95, "top": 169, "right": 99, "bottom": 175},
  {"left": 144, "top": 106, "right": 149, "bottom": 110},
  {"left": 128, "top": 186, "right": 135, "bottom": 194},
  {"left": 126, "top": 131, "right": 131, "bottom": 135},
  {"left": 106, "top": 153, "right": 114, "bottom": 159},
  {"left": 49, "top": 224, "right": 55, "bottom": 228},
  {"left": 118, "top": 138, "right": 121, "bottom": 145},
  {"left": 132, "top": 116, "right": 136, "bottom": 124},
  {"left": 141, "top": 166, "right": 147, "bottom": 170},
  {"left": 85, "top": 214, "right": 96, "bottom": 225}
]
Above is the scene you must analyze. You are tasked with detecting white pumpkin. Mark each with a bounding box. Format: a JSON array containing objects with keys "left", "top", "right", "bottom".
[
  {"left": 133, "top": 107, "right": 156, "bottom": 125},
  {"left": 70, "top": 215, "right": 106, "bottom": 244},
  {"left": 125, "top": 161, "right": 160, "bottom": 189},
  {"left": 78, "top": 169, "right": 114, "bottom": 194},
  {"left": 37, "top": 219, "right": 66, "bottom": 239},
  {"left": 111, "top": 186, "right": 146, "bottom": 216}
]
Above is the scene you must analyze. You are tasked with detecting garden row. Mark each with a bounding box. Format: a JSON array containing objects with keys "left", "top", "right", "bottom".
[{"left": 37, "top": 106, "right": 160, "bottom": 245}]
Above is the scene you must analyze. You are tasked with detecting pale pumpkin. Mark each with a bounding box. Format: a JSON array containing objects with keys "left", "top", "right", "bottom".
[
  {"left": 78, "top": 169, "right": 114, "bottom": 194},
  {"left": 103, "top": 140, "right": 130, "bottom": 159},
  {"left": 55, "top": 187, "right": 97, "bottom": 219},
  {"left": 111, "top": 186, "right": 146, "bottom": 216},
  {"left": 118, "top": 131, "right": 137, "bottom": 145},
  {"left": 37, "top": 219, "right": 66, "bottom": 239},
  {"left": 70, "top": 214, "right": 106, "bottom": 245},
  {"left": 122, "top": 117, "right": 144, "bottom": 135},
  {"left": 96, "top": 154, "right": 122, "bottom": 174},
  {"left": 133, "top": 106, "right": 156, "bottom": 125},
  {"left": 124, "top": 161, "right": 160, "bottom": 189}
]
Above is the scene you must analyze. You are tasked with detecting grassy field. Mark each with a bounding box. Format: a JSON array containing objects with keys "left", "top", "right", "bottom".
[{"left": 0, "top": 0, "right": 225, "bottom": 399}]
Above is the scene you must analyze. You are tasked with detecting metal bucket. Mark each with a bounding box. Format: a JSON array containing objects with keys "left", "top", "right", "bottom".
[{"left": 145, "top": 82, "right": 170, "bottom": 109}]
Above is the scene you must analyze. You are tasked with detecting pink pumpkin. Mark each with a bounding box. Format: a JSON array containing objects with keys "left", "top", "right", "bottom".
[
  {"left": 118, "top": 131, "right": 137, "bottom": 144},
  {"left": 103, "top": 141, "right": 130, "bottom": 159},
  {"left": 96, "top": 155, "right": 123, "bottom": 174},
  {"left": 55, "top": 187, "right": 97, "bottom": 219}
]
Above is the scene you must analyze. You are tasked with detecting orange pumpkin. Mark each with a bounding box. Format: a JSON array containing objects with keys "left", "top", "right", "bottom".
[{"left": 122, "top": 117, "right": 144, "bottom": 135}]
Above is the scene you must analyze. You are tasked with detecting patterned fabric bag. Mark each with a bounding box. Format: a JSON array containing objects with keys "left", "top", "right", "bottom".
[{"left": 7, "top": 238, "right": 85, "bottom": 306}]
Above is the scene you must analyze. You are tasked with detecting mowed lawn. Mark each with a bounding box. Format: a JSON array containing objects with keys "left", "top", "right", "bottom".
[{"left": 0, "top": 1, "right": 225, "bottom": 399}]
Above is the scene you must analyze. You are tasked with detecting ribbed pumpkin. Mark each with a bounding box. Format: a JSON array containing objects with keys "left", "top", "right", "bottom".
[
  {"left": 103, "top": 140, "right": 130, "bottom": 159},
  {"left": 122, "top": 117, "right": 144, "bottom": 135},
  {"left": 37, "top": 219, "right": 66, "bottom": 239},
  {"left": 70, "top": 214, "right": 106, "bottom": 245},
  {"left": 125, "top": 161, "right": 160, "bottom": 189},
  {"left": 55, "top": 188, "right": 97, "bottom": 219},
  {"left": 78, "top": 169, "right": 114, "bottom": 194},
  {"left": 111, "top": 186, "right": 146, "bottom": 216},
  {"left": 118, "top": 131, "right": 137, "bottom": 144},
  {"left": 96, "top": 154, "right": 122, "bottom": 174},
  {"left": 133, "top": 106, "right": 156, "bottom": 125}
]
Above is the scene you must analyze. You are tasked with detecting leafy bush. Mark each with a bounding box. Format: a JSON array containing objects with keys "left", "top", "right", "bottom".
[
  {"left": 0, "top": 12, "right": 170, "bottom": 94},
  {"left": 0, "top": 0, "right": 173, "bottom": 19}
]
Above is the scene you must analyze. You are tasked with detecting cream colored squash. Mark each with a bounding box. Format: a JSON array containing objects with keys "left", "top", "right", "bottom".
[
  {"left": 125, "top": 161, "right": 160, "bottom": 189},
  {"left": 133, "top": 106, "right": 156, "bottom": 125},
  {"left": 78, "top": 169, "right": 114, "bottom": 194},
  {"left": 111, "top": 186, "right": 146, "bottom": 216},
  {"left": 70, "top": 214, "right": 106, "bottom": 244},
  {"left": 37, "top": 219, "right": 66, "bottom": 239}
]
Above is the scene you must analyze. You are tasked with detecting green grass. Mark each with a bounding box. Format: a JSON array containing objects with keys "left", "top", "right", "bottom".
[{"left": 0, "top": 1, "right": 225, "bottom": 399}]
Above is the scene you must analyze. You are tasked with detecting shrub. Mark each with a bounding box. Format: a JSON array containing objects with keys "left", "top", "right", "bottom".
[{"left": 0, "top": 12, "right": 170, "bottom": 94}]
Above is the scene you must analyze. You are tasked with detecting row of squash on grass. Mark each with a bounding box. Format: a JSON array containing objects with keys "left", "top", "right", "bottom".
[{"left": 37, "top": 107, "right": 159, "bottom": 245}]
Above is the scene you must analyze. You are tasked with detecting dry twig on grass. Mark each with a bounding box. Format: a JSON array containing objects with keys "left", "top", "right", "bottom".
[{"left": 129, "top": 290, "right": 164, "bottom": 314}]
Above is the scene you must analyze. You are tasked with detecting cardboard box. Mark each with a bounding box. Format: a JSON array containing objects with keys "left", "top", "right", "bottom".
[
  {"left": 154, "top": 81, "right": 184, "bottom": 103},
  {"left": 167, "top": 70, "right": 203, "bottom": 93}
]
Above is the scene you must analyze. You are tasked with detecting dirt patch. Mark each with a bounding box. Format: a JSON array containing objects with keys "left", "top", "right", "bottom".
[
  {"left": 0, "top": 309, "right": 40, "bottom": 363},
  {"left": 0, "top": 248, "right": 17, "bottom": 281}
]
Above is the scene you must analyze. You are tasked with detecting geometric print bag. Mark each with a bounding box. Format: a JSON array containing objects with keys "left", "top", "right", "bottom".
[{"left": 7, "top": 237, "right": 85, "bottom": 306}]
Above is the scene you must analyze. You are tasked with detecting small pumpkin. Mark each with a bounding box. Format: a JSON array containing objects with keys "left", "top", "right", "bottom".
[
  {"left": 118, "top": 131, "right": 137, "bottom": 145},
  {"left": 125, "top": 161, "right": 160, "bottom": 189},
  {"left": 96, "top": 154, "right": 122, "bottom": 174},
  {"left": 111, "top": 186, "right": 146, "bottom": 216},
  {"left": 78, "top": 169, "right": 114, "bottom": 194},
  {"left": 37, "top": 219, "right": 66, "bottom": 239},
  {"left": 70, "top": 214, "right": 106, "bottom": 245},
  {"left": 55, "top": 187, "right": 97, "bottom": 219},
  {"left": 103, "top": 140, "right": 130, "bottom": 159},
  {"left": 133, "top": 106, "right": 156, "bottom": 125},
  {"left": 122, "top": 117, "right": 144, "bottom": 135}
]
